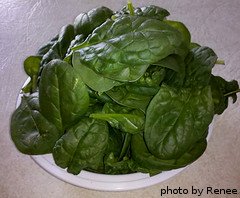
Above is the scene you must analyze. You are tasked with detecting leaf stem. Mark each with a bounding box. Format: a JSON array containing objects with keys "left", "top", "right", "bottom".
[
  {"left": 127, "top": 0, "right": 134, "bottom": 16},
  {"left": 118, "top": 133, "right": 131, "bottom": 161},
  {"left": 224, "top": 89, "right": 240, "bottom": 97},
  {"left": 31, "top": 75, "right": 38, "bottom": 93},
  {"left": 215, "top": 59, "right": 225, "bottom": 65}
]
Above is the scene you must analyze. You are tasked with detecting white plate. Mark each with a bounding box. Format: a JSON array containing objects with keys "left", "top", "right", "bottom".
[{"left": 17, "top": 78, "right": 213, "bottom": 191}]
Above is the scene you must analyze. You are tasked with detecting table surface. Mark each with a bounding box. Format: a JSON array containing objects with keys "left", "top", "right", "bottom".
[{"left": 0, "top": 0, "right": 240, "bottom": 197}]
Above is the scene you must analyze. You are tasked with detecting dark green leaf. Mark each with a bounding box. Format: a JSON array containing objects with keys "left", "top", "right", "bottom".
[
  {"left": 104, "top": 153, "right": 133, "bottom": 174},
  {"left": 90, "top": 103, "right": 145, "bottom": 134},
  {"left": 153, "top": 54, "right": 182, "bottom": 72},
  {"left": 37, "top": 34, "right": 59, "bottom": 56},
  {"left": 53, "top": 118, "right": 109, "bottom": 175},
  {"left": 184, "top": 46, "right": 217, "bottom": 87},
  {"left": 40, "top": 25, "right": 74, "bottom": 66},
  {"left": 74, "top": 6, "right": 113, "bottom": 36},
  {"left": 10, "top": 94, "right": 61, "bottom": 154},
  {"left": 106, "top": 85, "right": 153, "bottom": 112},
  {"left": 39, "top": 59, "right": 89, "bottom": 131},
  {"left": 135, "top": 5, "right": 170, "bottom": 20},
  {"left": 76, "top": 63, "right": 122, "bottom": 92},
  {"left": 72, "top": 16, "right": 188, "bottom": 82},
  {"left": 131, "top": 133, "right": 207, "bottom": 172},
  {"left": 144, "top": 84, "right": 214, "bottom": 159},
  {"left": 210, "top": 75, "right": 239, "bottom": 114},
  {"left": 164, "top": 20, "right": 191, "bottom": 47}
]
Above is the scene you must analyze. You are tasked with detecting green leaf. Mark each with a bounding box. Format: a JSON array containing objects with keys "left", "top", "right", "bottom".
[
  {"left": 37, "top": 34, "right": 59, "bottom": 56},
  {"left": 131, "top": 133, "right": 207, "bottom": 171},
  {"left": 76, "top": 63, "right": 122, "bottom": 92},
  {"left": 22, "top": 56, "right": 41, "bottom": 93},
  {"left": 135, "top": 5, "right": 170, "bottom": 20},
  {"left": 184, "top": 46, "right": 217, "bottom": 87},
  {"left": 144, "top": 84, "right": 214, "bottom": 159},
  {"left": 114, "top": 5, "right": 170, "bottom": 21},
  {"left": 24, "top": 56, "right": 41, "bottom": 76},
  {"left": 152, "top": 54, "right": 182, "bottom": 72},
  {"left": 106, "top": 65, "right": 165, "bottom": 112},
  {"left": 210, "top": 75, "right": 239, "bottom": 114},
  {"left": 40, "top": 25, "right": 74, "bottom": 66},
  {"left": 53, "top": 118, "right": 109, "bottom": 175},
  {"left": 57, "top": 24, "right": 75, "bottom": 59},
  {"left": 39, "top": 59, "right": 89, "bottom": 131},
  {"left": 90, "top": 103, "right": 145, "bottom": 134},
  {"left": 10, "top": 94, "right": 61, "bottom": 154},
  {"left": 164, "top": 20, "right": 191, "bottom": 47},
  {"left": 106, "top": 85, "right": 153, "bottom": 112},
  {"left": 74, "top": 6, "right": 113, "bottom": 36},
  {"left": 72, "top": 16, "right": 188, "bottom": 82},
  {"left": 105, "top": 127, "right": 124, "bottom": 157},
  {"left": 104, "top": 153, "right": 133, "bottom": 174}
]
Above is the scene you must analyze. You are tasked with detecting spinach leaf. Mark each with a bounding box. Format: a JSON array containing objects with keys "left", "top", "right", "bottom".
[
  {"left": 105, "top": 127, "right": 124, "bottom": 157},
  {"left": 72, "top": 16, "right": 188, "bottom": 82},
  {"left": 210, "top": 75, "right": 239, "bottom": 114},
  {"left": 37, "top": 34, "right": 59, "bottom": 56},
  {"left": 135, "top": 5, "right": 170, "bottom": 20},
  {"left": 74, "top": 6, "right": 113, "bottom": 36},
  {"left": 64, "top": 34, "right": 86, "bottom": 64},
  {"left": 152, "top": 54, "right": 182, "bottom": 72},
  {"left": 164, "top": 20, "right": 191, "bottom": 48},
  {"left": 184, "top": 46, "right": 217, "bottom": 87},
  {"left": 87, "top": 87, "right": 113, "bottom": 104},
  {"left": 53, "top": 118, "right": 109, "bottom": 175},
  {"left": 56, "top": 24, "right": 75, "bottom": 59},
  {"left": 22, "top": 56, "right": 41, "bottom": 93},
  {"left": 106, "top": 65, "right": 165, "bottom": 112},
  {"left": 118, "top": 133, "right": 132, "bottom": 160},
  {"left": 114, "top": 5, "right": 169, "bottom": 21},
  {"left": 75, "top": 61, "right": 122, "bottom": 92},
  {"left": 104, "top": 153, "right": 133, "bottom": 174},
  {"left": 90, "top": 103, "right": 145, "bottom": 134},
  {"left": 106, "top": 85, "right": 153, "bottom": 112},
  {"left": 190, "top": 42, "right": 200, "bottom": 50},
  {"left": 39, "top": 59, "right": 89, "bottom": 131},
  {"left": 161, "top": 55, "right": 186, "bottom": 87},
  {"left": 41, "top": 25, "right": 74, "bottom": 66},
  {"left": 144, "top": 84, "right": 214, "bottom": 159},
  {"left": 10, "top": 94, "right": 61, "bottom": 154},
  {"left": 131, "top": 133, "right": 207, "bottom": 172}
]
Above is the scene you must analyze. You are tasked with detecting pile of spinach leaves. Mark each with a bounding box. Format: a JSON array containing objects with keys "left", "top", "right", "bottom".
[{"left": 10, "top": 3, "right": 239, "bottom": 175}]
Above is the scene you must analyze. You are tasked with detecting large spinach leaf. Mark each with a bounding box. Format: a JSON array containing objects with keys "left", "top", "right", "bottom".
[
  {"left": 131, "top": 133, "right": 207, "bottom": 171},
  {"left": 144, "top": 84, "right": 214, "bottom": 159},
  {"left": 10, "top": 94, "right": 61, "bottom": 154},
  {"left": 72, "top": 16, "right": 188, "bottom": 82},
  {"left": 39, "top": 60, "right": 89, "bottom": 131},
  {"left": 53, "top": 118, "right": 109, "bottom": 175}
]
